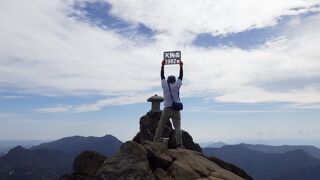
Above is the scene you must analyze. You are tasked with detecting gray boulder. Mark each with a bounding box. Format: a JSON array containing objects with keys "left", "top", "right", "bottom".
[
  {"left": 95, "top": 141, "right": 154, "bottom": 180},
  {"left": 73, "top": 151, "right": 106, "bottom": 177},
  {"left": 59, "top": 151, "right": 107, "bottom": 180}
]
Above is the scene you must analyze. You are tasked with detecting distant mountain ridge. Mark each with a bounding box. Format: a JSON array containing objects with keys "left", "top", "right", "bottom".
[
  {"left": 207, "top": 141, "right": 228, "bottom": 148},
  {"left": 0, "top": 146, "right": 72, "bottom": 180},
  {"left": 0, "top": 140, "right": 47, "bottom": 154},
  {"left": 0, "top": 135, "right": 123, "bottom": 180},
  {"left": 31, "top": 134, "right": 122, "bottom": 156},
  {"left": 203, "top": 144, "right": 320, "bottom": 180},
  {"left": 2, "top": 135, "right": 320, "bottom": 180},
  {"left": 273, "top": 164, "right": 320, "bottom": 180},
  {"left": 239, "top": 143, "right": 320, "bottom": 159}
]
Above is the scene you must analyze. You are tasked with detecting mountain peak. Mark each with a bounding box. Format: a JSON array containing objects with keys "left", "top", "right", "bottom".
[
  {"left": 207, "top": 141, "right": 228, "bottom": 148},
  {"left": 7, "top": 145, "right": 29, "bottom": 154},
  {"left": 31, "top": 134, "right": 122, "bottom": 156},
  {"left": 102, "top": 134, "right": 117, "bottom": 138}
]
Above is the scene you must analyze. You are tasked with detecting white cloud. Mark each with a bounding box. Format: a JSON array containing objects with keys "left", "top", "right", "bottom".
[
  {"left": 73, "top": 94, "right": 150, "bottom": 112},
  {"left": 0, "top": 0, "right": 320, "bottom": 111},
  {"left": 35, "top": 105, "right": 73, "bottom": 113},
  {"left": 286, "top": 103, "right": 320, "bottom": 109},
  {"left": 107, "top": 0, "right": 319, "bottom": 36},
  {"left": 0, "top": 0, "right": 160, "bottom": 96},
  {"left": 35, "top": 93, "right": 154, "bottom": 113}
]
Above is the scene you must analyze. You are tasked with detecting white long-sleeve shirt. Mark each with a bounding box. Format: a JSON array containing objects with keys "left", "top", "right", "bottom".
[{"left": 161, "top": 79, "right": 182, "bottom": 108}]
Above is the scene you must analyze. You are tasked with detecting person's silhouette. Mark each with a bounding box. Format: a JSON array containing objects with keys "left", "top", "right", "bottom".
[{"left": 153, "top": 60, "right": 184, "bottom": 147}]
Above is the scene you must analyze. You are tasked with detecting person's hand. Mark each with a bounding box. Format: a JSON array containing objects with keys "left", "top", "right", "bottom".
[
  {"left": 179, "top": 61, "right": 183, "bottom": 66},
  {"left": 162, "top": 60, "right": 165, "bottom": 66}
]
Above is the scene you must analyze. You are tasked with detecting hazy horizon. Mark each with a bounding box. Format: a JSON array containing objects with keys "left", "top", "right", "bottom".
[{"left": 1, "top": 135, "right": 319, "bottom": 149}]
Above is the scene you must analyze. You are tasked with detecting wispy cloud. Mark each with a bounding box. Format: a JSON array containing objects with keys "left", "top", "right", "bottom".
[
  {"left": 35, "top": 105, "right": 73, "bottom": 113},
  {"left": 35, "top": 93, "right": 153, "bottom": 113},
  {"left": 286, "top": 103, "right": 320, "bottom": 109},
  {"left": 73, "top": 94, "right": 149, "bottom": 112},
  {"left": 0, "top": 95, "right": 28, "bottom": 99}
]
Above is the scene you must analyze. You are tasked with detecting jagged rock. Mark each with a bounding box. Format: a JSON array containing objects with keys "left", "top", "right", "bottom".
[
  {"left": 153, "top": 168, "right": 173, "bottom": 180},
  {"left": 144, "top": 142, "right": 172, "bottom": 169},
  {"left": 94, "top": 141, "right": 248, "bottom": 180},
  {"left": 95, "top": 141, "right": 155, "bottom": 180},
  {"left": 168, "top": 160, "right": 201, "bottom": 179},
  {"left": 59, "top": 151, "right": 107, "bottom": 180},
  {"left": 168, "top": 148, "right": 219, "bottom": 178},
  {"left": 73, "top": 151, "right": 107, "bottom": 177},
  {"left": 133, "top": 112, "right": 172, "bottom": 144},
  {"left": 133, "top": 111, "right": 202, "bottom": 153},
  {"left": 168, "top": 130, "right": 202, "bottom": 152}
]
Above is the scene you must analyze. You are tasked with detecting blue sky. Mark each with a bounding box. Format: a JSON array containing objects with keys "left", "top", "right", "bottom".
[{"left": 0, "top": 0, "right": 320, "bottom": 147}]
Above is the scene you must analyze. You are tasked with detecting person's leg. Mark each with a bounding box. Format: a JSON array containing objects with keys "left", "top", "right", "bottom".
[
  {"left": 171, "top": 110, "right": 182, "bottom": 146},
  {"left": 153, "top": 107, "right": 171, "bottom": 142}
]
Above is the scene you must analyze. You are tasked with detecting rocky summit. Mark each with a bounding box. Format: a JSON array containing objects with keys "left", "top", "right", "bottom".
[
  {"left": 61, "top": 141, "right": 252, "bottom": 180},
  {"left": 133, "top": 111, "right": 202, "bottom": 152},
  {"left": 60, "top": 99, "right": 252, "bottom": 180}
]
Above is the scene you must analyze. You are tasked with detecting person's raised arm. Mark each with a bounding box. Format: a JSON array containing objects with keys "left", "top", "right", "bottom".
[
  {"left": 161, "top": 60, "right": 165, "bottom": 80},
  {"left": 178, "top": 61, "right": 183, "bottom": 80}
]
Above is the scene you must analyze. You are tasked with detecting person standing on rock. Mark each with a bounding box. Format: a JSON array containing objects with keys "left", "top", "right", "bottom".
[{"left": 153, "top": 59, "right": 184, "bottom": 148}]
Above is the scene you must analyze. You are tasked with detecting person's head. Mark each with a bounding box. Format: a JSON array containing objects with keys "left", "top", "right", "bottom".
[{"left": 167, "top": 75, "right": 176, "bottom": 84}]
